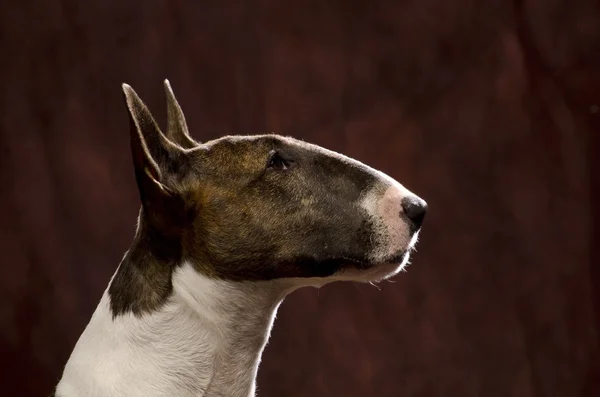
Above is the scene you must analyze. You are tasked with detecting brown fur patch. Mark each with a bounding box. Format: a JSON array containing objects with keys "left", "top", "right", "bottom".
[{"left": 109, "top": 86, "right": 393, "bottom": 317}]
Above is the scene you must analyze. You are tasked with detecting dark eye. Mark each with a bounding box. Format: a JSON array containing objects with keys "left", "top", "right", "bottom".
[{"left": 267, "top": 151, "right": 293, "bottom": 171}]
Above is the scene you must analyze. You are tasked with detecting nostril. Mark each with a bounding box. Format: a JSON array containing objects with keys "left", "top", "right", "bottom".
[{"left": 401, "top": 196, "right": 428, "bottom": 228}]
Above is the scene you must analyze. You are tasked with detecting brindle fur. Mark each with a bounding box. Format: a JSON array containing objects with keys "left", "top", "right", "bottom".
[{"left": 109, "top": 82, "right": 392, "bottom": 317}]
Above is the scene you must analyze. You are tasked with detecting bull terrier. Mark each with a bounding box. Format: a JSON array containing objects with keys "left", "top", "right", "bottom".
[{"left": 53, "top": 80, "right": 427, "bottom": 397}]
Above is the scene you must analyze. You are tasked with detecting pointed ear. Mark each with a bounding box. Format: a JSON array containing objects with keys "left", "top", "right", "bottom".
[
  {"left": 163, "top": 79, "right": 198, "bottom": 149},
  {"left": 122, "top": 83, "right": 187, "bottom": 234}
]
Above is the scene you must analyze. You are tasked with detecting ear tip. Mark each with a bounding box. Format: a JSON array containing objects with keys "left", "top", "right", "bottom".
[
  {"left": 163, "top": 79, "right": 173, "bottom": 93},
  {"left": 122, "top": 83, "right": 134, "bottom": 97}
]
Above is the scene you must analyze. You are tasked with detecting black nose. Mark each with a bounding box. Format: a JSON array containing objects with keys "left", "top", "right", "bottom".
[{"left": 401, "top": 196, "right": 427, "bottom": 229}]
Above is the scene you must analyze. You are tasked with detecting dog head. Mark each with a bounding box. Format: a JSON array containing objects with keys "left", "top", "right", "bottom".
[{"left": 122, "top": 81, "right": 427, "bottom": 287}]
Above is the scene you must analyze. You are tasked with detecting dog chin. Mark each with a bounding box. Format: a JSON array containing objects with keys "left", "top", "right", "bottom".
[
  {"left": 379, "top": 257, "right": 412, "bottom": 280},
  {"left": 366, "top": 250, "right": 412, "bottom": 282}
]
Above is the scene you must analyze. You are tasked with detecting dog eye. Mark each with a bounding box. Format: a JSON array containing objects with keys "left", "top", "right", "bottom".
[{"left": 267, "top": 151, "right": 293, "bottom": 171}]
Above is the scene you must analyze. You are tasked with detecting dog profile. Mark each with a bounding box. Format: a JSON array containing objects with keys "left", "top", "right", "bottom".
[{"left": 53, "top": 80, "right": 427, "bottom": 397}]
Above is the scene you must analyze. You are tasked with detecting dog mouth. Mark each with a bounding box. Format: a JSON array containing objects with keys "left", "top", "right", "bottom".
[
  {"left": 279, "top": 237, "right": 418, "bottom": 280},
  {"left": 331, "top": 249, "right": 412, "bottom": 283}
]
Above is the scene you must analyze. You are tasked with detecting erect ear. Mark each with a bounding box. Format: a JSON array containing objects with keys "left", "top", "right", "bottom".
[
  {"left": 122, "top": 83, "right": 188, "bottom": 234},
  {"left": 163, "top": 79, "right": 199, "bottom": 149}
]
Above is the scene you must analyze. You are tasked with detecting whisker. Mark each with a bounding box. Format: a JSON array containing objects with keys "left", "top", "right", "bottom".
[{"left": 369, "top": 281, "right": 381, "bottom": 291}]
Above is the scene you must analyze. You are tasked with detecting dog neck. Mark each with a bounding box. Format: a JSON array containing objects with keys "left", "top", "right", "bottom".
[
  {"left": 171, "top": 263, "right": 289, "bottom": 397},
  {"left": 56, "top": 260, "right": 290, "bottom": 397}
]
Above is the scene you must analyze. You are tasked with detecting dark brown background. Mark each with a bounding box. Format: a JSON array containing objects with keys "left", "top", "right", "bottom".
[{"left": 1, "top": 0, "right": 598, "bottom": 396}]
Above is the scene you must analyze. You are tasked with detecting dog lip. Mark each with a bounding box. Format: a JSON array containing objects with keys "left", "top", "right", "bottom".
[
  {"left": 339, "top": 256, "right": 371, "bottom": 269},
  {"left": 344, "top": 250, "right": 408, "bottom": 269}
]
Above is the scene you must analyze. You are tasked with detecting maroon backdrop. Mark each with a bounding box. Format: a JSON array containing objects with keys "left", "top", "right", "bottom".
[{"left": 0, "top": 0, "right": 598, "bottom": 396}]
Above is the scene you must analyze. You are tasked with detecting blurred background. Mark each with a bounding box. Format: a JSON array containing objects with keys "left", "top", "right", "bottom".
[{"left": 0, "top": 0, "right": 598, "bottom": 396}]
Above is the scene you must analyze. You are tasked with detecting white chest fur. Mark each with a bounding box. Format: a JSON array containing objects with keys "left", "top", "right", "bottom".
[{"left": 56, "top": 263, "right": 287, "bottom": 397}]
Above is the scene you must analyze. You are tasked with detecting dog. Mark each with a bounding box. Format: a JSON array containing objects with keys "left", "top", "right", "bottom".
[{"left": 53, "top": 80, "right": 427, "bottom": 397}]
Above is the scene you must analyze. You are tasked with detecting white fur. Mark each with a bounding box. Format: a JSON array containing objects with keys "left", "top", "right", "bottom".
[
  {"left": 56, "top": 263, "right": 288, "bottom": 397},
  {"left": 360, "top": 169, "right": 416, "bottom": 263},
  {"left": 55, "top": 239, "right": 419, "bottom": 397}
]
